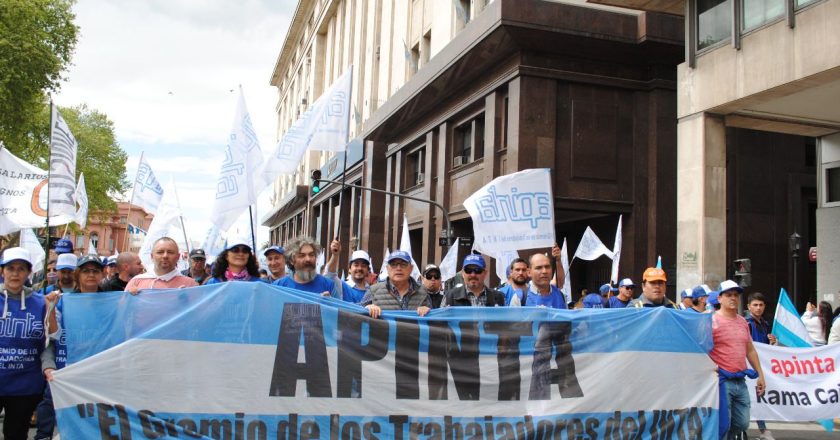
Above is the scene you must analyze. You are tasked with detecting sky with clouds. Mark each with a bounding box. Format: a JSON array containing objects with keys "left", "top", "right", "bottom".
[{"left": 55, "top": 0, "right": 297, "bottom": 250}]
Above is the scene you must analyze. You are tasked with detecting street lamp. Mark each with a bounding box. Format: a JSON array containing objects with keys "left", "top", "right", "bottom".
[{"left": 789, "top": 231, "right": 802, "bottom": 309}]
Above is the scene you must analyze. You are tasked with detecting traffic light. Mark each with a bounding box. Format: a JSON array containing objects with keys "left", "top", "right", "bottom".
[
  {"left": 732, "top": 258, "right": 751, "bottom": 287},
  {"left": 311, "top": 170, "right": 322, "bottom": 194}
]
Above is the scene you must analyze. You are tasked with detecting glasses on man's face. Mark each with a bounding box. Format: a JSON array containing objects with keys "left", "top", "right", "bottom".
[
  {"left": 425, "top": 274, "right": 441, "bottom": 280},
  {"left": 229, "top": 246, "right": 250, "bottom": 254},
  {"left": 388, "top": 261, "right": 410, "bottom": 268},
  {"left": 79, "top": 268, "right": 102, "bottom": 275},
  {"left": 463, "top": 267, "right": 484, "bottom": 275}
]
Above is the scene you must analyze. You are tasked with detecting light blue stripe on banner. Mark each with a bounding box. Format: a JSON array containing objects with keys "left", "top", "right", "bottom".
[
  {"left": 63, "top": 282, "right": 712, "bottom": 364},
  {"left": 56, "top": 406, "right": 719, "bottom": 440}
]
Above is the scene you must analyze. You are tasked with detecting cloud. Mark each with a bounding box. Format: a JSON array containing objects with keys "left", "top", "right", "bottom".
[{"left": 57, "top": 0, "right": 297, "bottom": 247}]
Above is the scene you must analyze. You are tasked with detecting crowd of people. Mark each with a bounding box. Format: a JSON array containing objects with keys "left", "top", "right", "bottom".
[{"left": 2, "top": 234, "right": 839, "bottom": 440}]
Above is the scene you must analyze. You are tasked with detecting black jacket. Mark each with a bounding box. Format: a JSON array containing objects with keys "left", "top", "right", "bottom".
[{"left": 443, "top": 285, "right": 505, "bottom": 307}]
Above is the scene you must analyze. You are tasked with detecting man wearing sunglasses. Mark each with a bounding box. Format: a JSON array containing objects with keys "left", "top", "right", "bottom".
[
  {"left": 421, "top": 264, "right": 444, "bottom": 308},
  {"left": 361, "top": 251, "right": 430, "bottom": 318},
  {"left": 441, "top": 255, "right": 504, "bottom": 307}
]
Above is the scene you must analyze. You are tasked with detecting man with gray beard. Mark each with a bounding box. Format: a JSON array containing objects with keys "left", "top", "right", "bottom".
[{"left": 272, "top": 236, "right": 340, "bottom": 298}]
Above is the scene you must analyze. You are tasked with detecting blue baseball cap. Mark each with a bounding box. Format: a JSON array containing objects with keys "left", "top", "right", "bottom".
[
  {"left": 263, "top": 245, "right": 285, "bottom": 256},
  {"left": 462, "top": 254, "right": 486, "bottom": 269},
  {"left": 582, "top": 293, "right": 604, "bottom": 308},
  {"left": 387, "top": 250, "right": 412, "bottom": 264},
  {"left": 708, "top": 291, "right": 721, "bottom": 306},
  {"left": 691, "top": 285, "right": 711, "bottom": 298},
  {"left": 681, "top": 288, "right": 692, "bottom": 299},
  {"left": 599, "top": 283, "right": 617, "bottom": 295},
  {"left": 55, "top": 238, "right": 73, "bottom": 254}
]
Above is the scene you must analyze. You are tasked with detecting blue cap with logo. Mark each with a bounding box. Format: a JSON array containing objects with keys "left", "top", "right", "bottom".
[
  {"left": 55, "top": 238, "right": 73, "bottom": 254},
  {"left": 691, "top": 284, "right": 711, "bottom": 298},
  {"left": 387, "top": 250, "right": 412, "bottom": 264},
  {"left": 462, "top": 254, "right": 486, "bottom": 269}
]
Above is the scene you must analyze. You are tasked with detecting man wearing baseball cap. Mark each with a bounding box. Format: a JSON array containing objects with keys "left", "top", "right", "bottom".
[
  {"left": 686, "top": 285, "right": 711, "bottom": 313},
  {"left": 340, "top": 249, "right": 374, "bottom": 304},
  {"left": 182, "top": 248, "right": 210, "bottom": 284},
  {"left": 41, "top": 253, "right": 78, "bottom": 295},
  {"left": 678, "top": 287, "right": 694, "bottom": 310},
  {"left": 262, "top": 246, "right": 286, "bottom": 283},
  {"left": 583, "top": 284, "right": 612, "bottom": 308},
  {"left": 630, "top": 267, "right": 676, "bottom": 308},
  {"left": 441, "top": 255, "right": 504, "bottom": 307},
  {"left": 421, "top": 264, "right": 444, "bottom": 308},
  {"left": 361, "top": 250, "right": 430, "bottom": 318},
  {"left": 711, "top": 279, "right": 766, "bottom": 439},
  {"left": 608, "top": 278, "right": 635, "bottom": 308}
]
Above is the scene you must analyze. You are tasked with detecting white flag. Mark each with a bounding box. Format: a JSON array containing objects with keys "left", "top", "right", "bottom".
[
  {"left": 74, "top": 173, "right": 89, "bottom": 228},
  {"left": 610, "top": 215, "right": 622, "bottom": 283},
  {"left": 20, "top": 229, "right": 45, "bottom": 274},
  {"left": 378, "top": 248, "right": 391, "bottom": 282},
  {"left": 560, "top": 238, "right": 572, "bottom": 304},
  {"left": 493, "top": 250, "right": 519, "bottom": 286},
  {"left": 260, "top": 66, "right": 353, "bottom": 184},
  {"left": 132, "top": 156, "right": 164, "bottom": 213},
  {"left": 399, "top": 214, "right": 422, "bottom": 280},
  {"left": 48, "top": 105, "right": 78, "bottom": 218},
  {"left": 465, "top": 168, "right": 555, "bottom": 255},
  {"left": 315, "top": 249, "right": 325, "bottom": 275},
  {"left": 210, "top": 89, "right": 264, "bottom": 233},
  {"left": 201, "top": 225, "right": 226, "bottom": 259},
  {"left": 138, "top": 178, "right": 183, "bottom": 269},
  {"left": 0, "top": 146, "right": 72, "bottom": 234},
  {"left": 439, "top": 238, "right": 460, "bottom": 282},
  {"left": 573, "top": 227, "right": 614, "bottom": 261}
]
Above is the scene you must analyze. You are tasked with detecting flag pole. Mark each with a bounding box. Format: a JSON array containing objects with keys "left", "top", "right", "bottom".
[
  {"left": 171, "top": 181, "right": 190, "bottom": 253},
  {"left": 122, "top": 151, "right": 143, "bottom": 251},
  {"left": 335, "top": 66, "right": 353, "bottom": 246},
  {"left": 41, "top": 99, "right": 55, "bottom": 277}
]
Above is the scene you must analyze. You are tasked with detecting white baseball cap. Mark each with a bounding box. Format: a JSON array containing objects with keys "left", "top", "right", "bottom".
[
  {"left": 1, "top": 247, "right": 32, "bottom": 268},
  {"left": 56, "top": 253, "right": 78, "bottom": 270},
  {"left": 225, "top": 236, "right": 253, "bottom": 252},
  {"left": 349, "top": 250, "right": 371, "bottom": 266}
]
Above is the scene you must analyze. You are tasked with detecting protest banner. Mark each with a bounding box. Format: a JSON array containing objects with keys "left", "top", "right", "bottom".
[
  {"left": 748, "top": 342, "right": 840, "bottom": 421},
  {"left": 465, "top": 168, "right": 555, "bottom": 256},
  {"left": 0, "top": 146, "right": 73, "bottom": 235},
  {"left": 51, "top": 282, "right": 719, "bottom": 440}
]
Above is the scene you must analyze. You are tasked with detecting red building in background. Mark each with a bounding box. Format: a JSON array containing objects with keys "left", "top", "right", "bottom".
[{"left": 72, "top": 202, "right": 153, "bottom": 256}]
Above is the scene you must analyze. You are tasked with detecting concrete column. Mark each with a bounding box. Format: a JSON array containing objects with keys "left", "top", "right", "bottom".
[
  {"left": 817, "top": 132, "right": 840, "bottom": 306},
  {"left": 676, "top": 113, "right": 727, "bottom": 293}
]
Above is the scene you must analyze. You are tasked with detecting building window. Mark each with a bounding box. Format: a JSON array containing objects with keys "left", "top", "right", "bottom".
[
  {"left": 453, "top": 113, "right": 485, "bottom": 168},
  {"left": 120, "top": 216, "right": 127, "bottom": 224},
  {"left": 108, "top": 239, "right": 115, "bottom": 251},
  {"left": 455, "top": 0, "right": 471, "bottom": 29},
  {"left": 421, "top": 31, "right": 431, "bottom": 67},
  {"left": 90, "top": 233, "right": 99, "bottom": 251},
  {"left": 410, "top": 44, "right": 420, "bottom": 76},
  {"left": 796, "top": 0, "right": 819, "bottom": 7},
  {"left": 697, "top": 0, "right": 731, "bottom": 50},
  {"left": 742, "top": 0, "right": 784, "bottom": 31},
  {"left": 405, "top": 147, "right": 426, "bottom": 188},
  {"left": 75, "top": 234, "right": 85, "bottom": 249},
  {"left": 827, "top": 166, "right": 840, "bottom": 204}
]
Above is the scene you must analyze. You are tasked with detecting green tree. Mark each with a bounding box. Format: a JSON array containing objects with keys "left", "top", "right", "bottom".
[{"left": 0, "top": 0, "right": 78, "bottom": 149}]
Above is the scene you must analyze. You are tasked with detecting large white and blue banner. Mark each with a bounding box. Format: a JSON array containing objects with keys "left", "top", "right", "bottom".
[
  {"left": 748, "top": 342, "right": 840, "bottom": 421},
  {"left": 51, "top": 283, "right": 719, "bottom": 439},
  {"left": 48, "top": 105, "right": 78, "bottom": 218},
  {"left": 132, "top": 155, "right": 164, "bottom": 214},
  {"left": 0, "top": 146, "right": 72, "bottom": 234},
  {"left": 465, "top": 168, "right": 555, "bottom": 255}
]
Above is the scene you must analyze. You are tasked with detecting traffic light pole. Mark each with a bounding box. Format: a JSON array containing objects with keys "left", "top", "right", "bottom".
[{"left": 315, "top": 176, "right": 453, "bottom": 253}]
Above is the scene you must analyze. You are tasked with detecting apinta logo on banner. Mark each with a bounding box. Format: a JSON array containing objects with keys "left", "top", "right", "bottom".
[{"left": 465, "top": 168, "right": 555, "bottom": 255}]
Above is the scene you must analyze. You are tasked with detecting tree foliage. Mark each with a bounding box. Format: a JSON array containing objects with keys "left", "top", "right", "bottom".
[{"left": 0, "top": 0, "right": 78, "bottom": 149}]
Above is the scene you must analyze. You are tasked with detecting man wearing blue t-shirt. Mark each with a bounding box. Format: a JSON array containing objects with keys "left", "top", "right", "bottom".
[
  {"left": 524, "top": 253, "right": 567, "bottom": 309},
  {"left": 608, "top": 278, "right": 635, "bottom": 308},
  {"left": 273, "top": 236, "right": 340, "bottom": 298},
  {"left": 498, "top": 258, "right": 529, "bottom": 306},
  {"left": 340, "top": 249, "right": 373, "bottom": 304}
]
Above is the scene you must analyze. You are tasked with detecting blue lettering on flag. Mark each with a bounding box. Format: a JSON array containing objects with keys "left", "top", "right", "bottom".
[{"left": 475, "top": 186, "right": 552, "bottom": 229}]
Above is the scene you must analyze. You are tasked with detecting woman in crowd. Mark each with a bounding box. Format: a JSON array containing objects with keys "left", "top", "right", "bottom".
[
  {"left": 0, "top": 247, "right": 51, "bottom": 440},
  {"left": 37, "top": 254, "right": 107, "bottom": 440},
  {"left": 802, "top": 300, "right": 833, "bottom": 345},
  {"left": 205, "top": 238, "right": 263, "bottom": 284},
  {"left": 829, "top": 305, "right": 840, "bottom": 345}
]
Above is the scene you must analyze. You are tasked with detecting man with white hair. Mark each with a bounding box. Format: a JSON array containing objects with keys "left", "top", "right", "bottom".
[
  {"left": 125, "top": 237, "right": 198, "bottom": 292},
  {"left": 273, "top": 236, "right": 340, "bottom": 298}
]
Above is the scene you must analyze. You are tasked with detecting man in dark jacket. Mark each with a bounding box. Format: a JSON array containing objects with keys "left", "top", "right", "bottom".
[
  {"left": 101, "top": 252, "right": 143, "bottom": 292},
  {"left": 442, "top": 254, "right": 505, "bottom": 307},
  {"left": 361, "top": 250, "right": 430, "bottom": 318}
]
